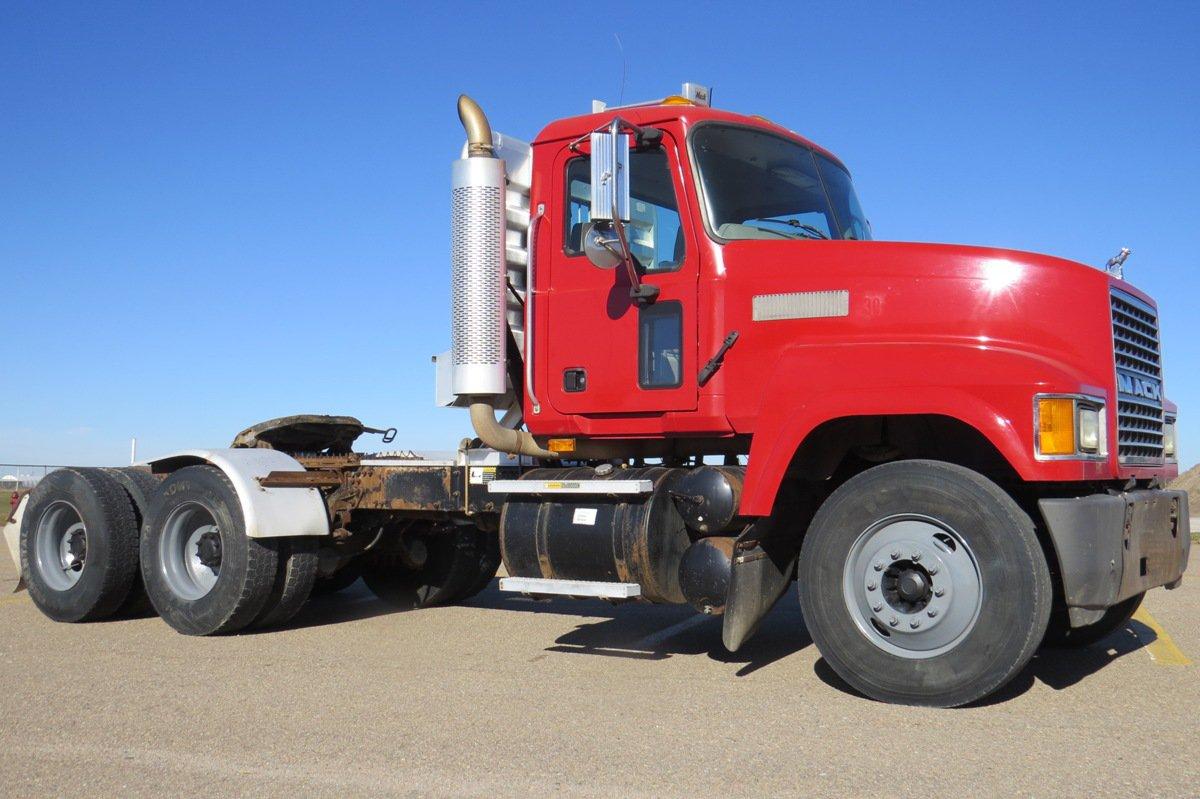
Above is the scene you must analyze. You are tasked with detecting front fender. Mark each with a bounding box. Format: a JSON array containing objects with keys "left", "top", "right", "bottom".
[
  {"left": 739, "top": 340, "right": 1111, "bottom": 517},
  {"left": 145, "top": 449, "right": 329, "bottom": 538}
]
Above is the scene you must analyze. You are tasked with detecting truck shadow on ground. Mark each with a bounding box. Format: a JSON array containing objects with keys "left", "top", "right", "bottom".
[
  {"left": 290, "top": 583, "right": 1162, "bottom": 702},
  {"left": 469, "top": 586, "right": 813, "bottom": 676},
  {"left": 812, "top": 619, "right": 1161, "bottom": 706},
  {"left": 290, "top": 580, "right": 811, "bottom": 675}
]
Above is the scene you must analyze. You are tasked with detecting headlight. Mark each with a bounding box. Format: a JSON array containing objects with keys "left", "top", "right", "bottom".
[
  {"left": 1078, "top": 407, "right": 1101, "bottom": 453},
  {"left": 1163, "top": 418, "right": 1177, "bottom": 460},
  {"left": 1035, "top": 395, "right": 1105, "bottom": 459}
]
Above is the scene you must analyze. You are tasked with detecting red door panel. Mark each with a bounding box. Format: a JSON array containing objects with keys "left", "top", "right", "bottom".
[{"left": 544, "top": 132, "right": 698, "bottom": 415}]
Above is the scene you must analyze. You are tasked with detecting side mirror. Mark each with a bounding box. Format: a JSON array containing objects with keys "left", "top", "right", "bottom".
[
  {"left": 589, "top": 130, "right": 630, "bottom": 222},
  {"left": 582, "top": 223, "right": 622, "bottom": 269}
]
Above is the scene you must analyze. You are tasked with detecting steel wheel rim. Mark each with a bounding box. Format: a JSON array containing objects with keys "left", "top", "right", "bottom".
[
  {"left": 842, "top": 514, "right": 982, "bottom": 659},
  {"left": 33, "top": 501, "right": 87, "bottom": 591},
  {"left": 159, "top": 502, "right": 222, "bottom": 601}
]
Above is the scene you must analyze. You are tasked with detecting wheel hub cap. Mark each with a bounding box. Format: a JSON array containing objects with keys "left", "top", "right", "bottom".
[
  {"left": 196, "top": 531, "right": 222, "bottom": 569},
  {"left": 159, "top": 503, "right": 223, "bottom": 601},
  {"left": 843, "top": 515, "right": 982, "bottom": 659},
  {"left": 33, "top": 501, "right": 87, "bottom": 591}
]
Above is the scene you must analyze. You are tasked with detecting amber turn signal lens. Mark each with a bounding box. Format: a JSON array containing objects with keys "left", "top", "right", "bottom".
[
  {"left": 547, "top": 438, "right": 577, "bottom": 454},
  {"left": 1037, "top": 398, "right": 1076, "bottom": 455}
]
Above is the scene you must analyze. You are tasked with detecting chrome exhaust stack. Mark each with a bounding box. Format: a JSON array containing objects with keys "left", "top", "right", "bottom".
[{"left": 452, "top": 95, "right": 555, "bottom": 459}]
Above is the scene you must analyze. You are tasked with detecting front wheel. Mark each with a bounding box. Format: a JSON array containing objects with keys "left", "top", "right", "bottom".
[{"left": 798, "top": 460, "right": 1051, "bottom": 707}]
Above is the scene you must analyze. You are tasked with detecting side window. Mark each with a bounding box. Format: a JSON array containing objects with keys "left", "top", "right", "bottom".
[
  {"left": 639, "top": 301, "right": 683, "bottom": 388},
  {"left": 563, "top": 149, "right": 685, "bottom": 272}
]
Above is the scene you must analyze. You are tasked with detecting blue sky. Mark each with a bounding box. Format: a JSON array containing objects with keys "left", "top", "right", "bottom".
[{"left": 2, "top": 2, "right": 1198, "bottom": 468}]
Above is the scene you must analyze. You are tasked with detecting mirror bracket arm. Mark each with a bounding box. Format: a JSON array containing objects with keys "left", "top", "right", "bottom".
[{"left": 604, "top": 118, "right": 656, "bottom": 305}]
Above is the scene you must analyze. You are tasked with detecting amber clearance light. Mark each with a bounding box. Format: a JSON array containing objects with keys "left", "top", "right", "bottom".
[{"left": 1037, "top": 397, "right": 1077, "bottom": 456}]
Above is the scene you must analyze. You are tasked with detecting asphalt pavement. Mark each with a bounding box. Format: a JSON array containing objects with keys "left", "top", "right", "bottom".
[{"left": 0, "top": 550, "right": 1196, "bottom": 798}]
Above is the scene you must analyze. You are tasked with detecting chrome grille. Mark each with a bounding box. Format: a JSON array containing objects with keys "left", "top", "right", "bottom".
[{"left": 1111, "top": 289, "right": 1164, "bottom": 463}]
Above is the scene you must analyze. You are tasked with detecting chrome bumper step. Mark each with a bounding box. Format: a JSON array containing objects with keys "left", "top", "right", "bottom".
[{"left": 498, "top": 577, "right": 641, "bottom": 599}]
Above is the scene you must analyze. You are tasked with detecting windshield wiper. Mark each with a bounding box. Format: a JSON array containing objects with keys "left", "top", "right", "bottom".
[{"left": 756, "top": 218, "right": 830, "bottom": 240}]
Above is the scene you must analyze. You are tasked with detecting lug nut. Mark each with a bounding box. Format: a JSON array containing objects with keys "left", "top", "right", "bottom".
[
  {"left": 867, "top": 582, "right": 877, "bottom": 591},
  {"left": 934, "top": 588, "right": 945, "bottom": 597},
  {"left": 927, "top": 565, "right": 939, "bottom": 575},
  {"left": 890, "top": 551, "right": 901, "bottom": 560},
  {"left": 874, "top": 561, "right": 884, "bottom": 572},
  {"left": 872, "top": 603, "right": 883, "bottom": 612},
  {"left": 927, "top": 609, "right": 938, "bottom": 618},
  {"left": 910, "top": 619, "right": 921, "bottom": 629},
  {"left": 911, "top": 552, "right": 922, "bottom": 561},
  {"left": 888, "top": 617, "right": 899, "bottom": 627}
]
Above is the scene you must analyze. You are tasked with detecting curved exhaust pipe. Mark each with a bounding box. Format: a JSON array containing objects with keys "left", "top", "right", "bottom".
[
  {"left": 456, "top": 94, "right": 557, "bottom": 460},
  {"left": 469, "top": 401, "right": 556, "bottom": 459},
  {"left": 458, "top": 95, "right": 495, "bottom": 158}
]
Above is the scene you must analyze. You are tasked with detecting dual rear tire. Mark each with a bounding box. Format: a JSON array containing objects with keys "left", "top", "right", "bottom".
[
  {"left": 139, "top": 465, "right": 318, "bottom": 635},
  {"left": 20, "top": 468, "right": 141, "bottom": 622},
  {"left": 362, "top": 522, "right": 500, "bottom": 609},
  {"left": 21, "top": 464, "right": 319, "bottom": 635}
]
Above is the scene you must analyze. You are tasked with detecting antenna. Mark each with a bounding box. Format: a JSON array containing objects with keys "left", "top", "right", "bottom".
[{"left": 613, "top": 33, "right": 627, "bottom": 107}]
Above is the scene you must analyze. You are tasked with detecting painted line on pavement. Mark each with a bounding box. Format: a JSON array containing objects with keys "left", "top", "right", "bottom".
[{"left": 1132, "top": 607, "right": 1192, "bottom": 666}]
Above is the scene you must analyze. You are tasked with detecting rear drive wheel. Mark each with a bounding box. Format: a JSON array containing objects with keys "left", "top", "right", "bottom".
[
  {"left": 454, "top": 528, "right": 501, "bottom": 601},
  {"left": 141, "top": 466, "right": 278, "bottom": 635},
  {"left": 312, "top": 560, "right": 364, "bottom": 596},
  {"left": 20, "top": 468, "right": 141, "bottom": 622},
  {"left": 798, "top": 460, "right": 1051, "bottom": 707},
  {"left": 251, "top": 537, "right": 319, "bottom": 629},
  {"left": 362, "top": 523, "right": 481, "bottom": 609},
  {"left": 101, "top": 466, "right": 163, "bottom": 616},
  {"left": 1043, "top": 592, "right": 1144, "bottom": 648}
]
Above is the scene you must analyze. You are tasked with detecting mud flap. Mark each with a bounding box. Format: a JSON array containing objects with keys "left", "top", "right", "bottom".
[
  {"left": 3, "top": 495, "right": 28, "bottom": 593},
  {"left": 721, "top": 527, "right": 797, "bottom": 652}
]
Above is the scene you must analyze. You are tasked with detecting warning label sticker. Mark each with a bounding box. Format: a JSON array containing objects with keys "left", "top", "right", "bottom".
[{"left": 469, "top": 466, "right": 497, "bottom": 485}]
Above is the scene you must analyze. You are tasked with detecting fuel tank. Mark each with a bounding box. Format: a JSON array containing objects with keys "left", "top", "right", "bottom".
[{"left": 499, "top": 467, "right": 690, "bottom": 603}]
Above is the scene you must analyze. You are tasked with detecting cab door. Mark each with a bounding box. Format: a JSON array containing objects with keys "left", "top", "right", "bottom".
[{"left": 544, "top": 131, "right": 698, "bottom": 415}]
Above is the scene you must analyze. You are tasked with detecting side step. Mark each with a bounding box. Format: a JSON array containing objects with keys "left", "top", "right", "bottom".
[
  {"left": 487, "top": 479, "right": 653, "bottom": 496},
  {"left": 498, "top": 577, "right": 641, "bottom": 599}
]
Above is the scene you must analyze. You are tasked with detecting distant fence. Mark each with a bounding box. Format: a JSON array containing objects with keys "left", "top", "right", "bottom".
[{"left": 0, "top": 465, "right": 68, "bottom": 491}]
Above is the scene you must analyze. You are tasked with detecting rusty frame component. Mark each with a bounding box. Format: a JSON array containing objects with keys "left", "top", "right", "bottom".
[
  {"left": 350, "top": 466, "right": 467, "bottom": 514},
  {"left": 258, "top": 471, "right": 345, "bottom": 489}
]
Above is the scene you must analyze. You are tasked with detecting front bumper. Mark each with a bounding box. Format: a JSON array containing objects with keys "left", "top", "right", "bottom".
[{"left": 1038, "top": 489, "right": 1190, "bottom": 626}]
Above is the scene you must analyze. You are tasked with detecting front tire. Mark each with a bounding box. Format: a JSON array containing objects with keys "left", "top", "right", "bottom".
[
  {"left": 141, "top": 466, "right": 279, "bottom": 635},
  {"left": 798, "top": 460, "right": 1051, "bottom": 707}
]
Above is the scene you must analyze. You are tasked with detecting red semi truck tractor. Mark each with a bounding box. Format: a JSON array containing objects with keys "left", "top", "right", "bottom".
[{"left": 5, "top": 84, "right": 1189, "bottom": 706}]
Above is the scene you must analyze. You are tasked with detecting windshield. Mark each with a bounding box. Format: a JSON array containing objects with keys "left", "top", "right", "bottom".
[{"left": 690, "top": 124, "right": 871, "bottom": 241}]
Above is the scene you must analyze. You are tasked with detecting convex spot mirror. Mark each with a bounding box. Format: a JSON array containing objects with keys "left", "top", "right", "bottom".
[{"left": 582, "top": 223, "right": 622, "bottom": 269}]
